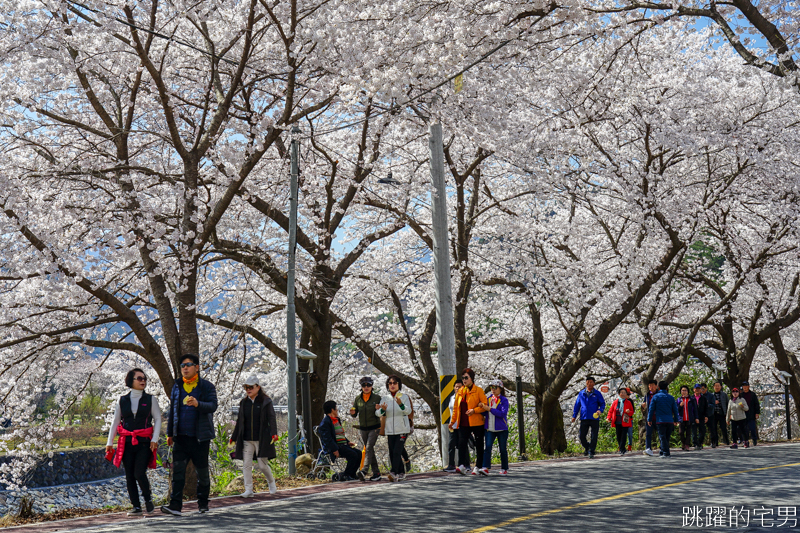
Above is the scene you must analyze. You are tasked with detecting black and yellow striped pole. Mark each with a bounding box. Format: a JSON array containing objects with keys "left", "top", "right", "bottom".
[{"left": 440, "top": 374, "right": 457, "bottom": 425}]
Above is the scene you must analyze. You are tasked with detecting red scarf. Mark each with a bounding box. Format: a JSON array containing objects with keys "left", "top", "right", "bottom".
[{"left": 682, "top": 398, "right": 689, "bottom": 421}]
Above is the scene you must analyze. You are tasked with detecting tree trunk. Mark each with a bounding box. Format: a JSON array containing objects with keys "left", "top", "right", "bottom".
[{"left": 535, "top": 398, "right": 568, "bottom": 455}]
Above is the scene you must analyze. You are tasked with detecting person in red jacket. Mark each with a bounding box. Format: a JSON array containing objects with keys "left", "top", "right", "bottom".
[{"left": 607, "top": 388, "right": 635, "bottom": 455}]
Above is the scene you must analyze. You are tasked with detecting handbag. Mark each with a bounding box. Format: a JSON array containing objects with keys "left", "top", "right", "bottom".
[
  {"left": 379, "top": 415, "right": 386, "bottom": 436},
  {"left": 104, "top": 447, "right": 115, "bottom": 462}
]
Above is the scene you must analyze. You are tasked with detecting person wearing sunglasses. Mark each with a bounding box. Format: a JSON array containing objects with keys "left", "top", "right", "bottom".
[
  {"left": 106, "top": 368, "right": 161, "bottom": 516},
  {"left": 231, "top": 375, "right": 279, "bottom": 497},
  {"left": 162, "top": 354, "right": 218, "bottom": 516},
  {"left": 349, "top": 376, "right": 382, "bottom": 481},
  {"left": 376, "top": 375, "right": 412, "bottom": 481},
  {"left": 448, "top": 368, "right": 488, "bottom": 475}
]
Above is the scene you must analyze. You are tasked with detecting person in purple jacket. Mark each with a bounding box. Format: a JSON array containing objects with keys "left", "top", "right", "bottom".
[{"left": 478, "top": 379, "right": 510, "bottom": 476}]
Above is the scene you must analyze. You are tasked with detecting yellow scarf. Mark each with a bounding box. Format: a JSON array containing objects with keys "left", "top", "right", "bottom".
[{"left": 183, "top": 374, "right": 199, "bottom": 394}]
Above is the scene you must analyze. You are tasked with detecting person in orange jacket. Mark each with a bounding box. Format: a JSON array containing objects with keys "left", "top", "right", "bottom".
[
  {"left": 448, "top": 368, "right": 488, "bottom": 475},
  {"left": 607, "top": 388, "right": 635, "bottom": 455}
]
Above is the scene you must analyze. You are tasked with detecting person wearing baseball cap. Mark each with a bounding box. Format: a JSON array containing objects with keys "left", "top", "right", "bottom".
[
  {"left": 726, "top": 387, "right": 749, "bottom": 448},
  {"left": 231, "top": 375, "right": 279, "bottom": 497},
  {"left": 477, "top": 379, "right": 510, "bottom": 475},
  {"left": 349, "top": 376, "right": 382, "bottom": 481}
]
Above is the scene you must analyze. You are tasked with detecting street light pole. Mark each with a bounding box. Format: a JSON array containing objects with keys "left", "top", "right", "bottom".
[
  {"left": 287, "top": 125, "right": 300, "bottom": 475},
  {"left": 428, "top": 121, "right": 457, "bottom": 467}
]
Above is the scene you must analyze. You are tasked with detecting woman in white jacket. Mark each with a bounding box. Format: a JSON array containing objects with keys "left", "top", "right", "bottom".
[{"left": 376, "top": 375, "right": 411, "bottom": 482}]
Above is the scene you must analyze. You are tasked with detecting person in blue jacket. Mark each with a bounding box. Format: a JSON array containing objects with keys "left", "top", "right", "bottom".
[
  {"left": 478, "top": 379, "right": 510, "bottom": 475},
  {"left": 571, "top": 376, "right": 606, "bottom": 458},
  {"left": 162, "top": 354, "right": 218, "bottom": 516},
  {"left": 647, "top": 381, "right": 680, "bottom": 458}
]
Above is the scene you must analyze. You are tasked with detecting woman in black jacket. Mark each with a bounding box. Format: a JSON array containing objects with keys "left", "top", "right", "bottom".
[{"left": 231, "top": 375, "right": 279, "bottom": 497}]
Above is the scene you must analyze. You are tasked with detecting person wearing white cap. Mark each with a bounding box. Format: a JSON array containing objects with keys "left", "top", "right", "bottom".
[
  {"left": 231, "top": 375, "right": 279, "bottom": 497},
  {"left": 477, "top": 379, "right": 510, "bottom": 475}
]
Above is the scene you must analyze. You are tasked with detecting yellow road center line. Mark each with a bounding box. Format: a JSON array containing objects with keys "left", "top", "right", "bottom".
[{"left": 466, "top": 461, "right": 800, "bottom": 533}]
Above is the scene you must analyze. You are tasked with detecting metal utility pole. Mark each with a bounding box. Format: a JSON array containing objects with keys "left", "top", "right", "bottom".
[
  {"left": 514, "top": 360, "right": 527, "bottom": 459},
  {"left": 428, "top": 121, "right": 457, "bottom": 467},
  {"left": 287, "top": 125, "right": 300, "bottom": 475}
]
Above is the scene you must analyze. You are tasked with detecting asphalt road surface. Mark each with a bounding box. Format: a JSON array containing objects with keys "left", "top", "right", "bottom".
[{"left": 90, "top": 443, "right": 800, "bottom": 533}]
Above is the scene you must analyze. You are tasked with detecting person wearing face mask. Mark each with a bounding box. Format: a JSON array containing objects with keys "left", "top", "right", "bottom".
[
  {"left": 231, "top": 375, "right": 279, "bottom": 497},
  {"left": 106, "top": 368, "right": 161, "bottom": 516},
  {"left": 376, "top": 375, "right": 412, "bottom": 482},
  {"left": 162, "top": 354, "right": 218, "bottom": 516},
  {"left": 449, "top": 368, "right": 488, "bottom": 475}
]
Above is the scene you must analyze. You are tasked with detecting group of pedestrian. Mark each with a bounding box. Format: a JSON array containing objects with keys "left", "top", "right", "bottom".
[
  {"left": 319, "top": 374, "right": 414, "bottom": 482},
  {"left": 105, "top": 356, "right": 763, "bottom": 517},
  {"left": 446, "top": 369, "right": 510, "bottom": 477},
  {"left": 319, "top": 368, "right": 511, "bottom": 483},
  {"left": 570, "top": 376, "right": 761, "bottom": 460}
]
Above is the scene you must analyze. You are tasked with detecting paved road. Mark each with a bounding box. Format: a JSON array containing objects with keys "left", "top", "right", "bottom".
[{"left": 89, "top": 443, "right": 800, "bottom": 533}]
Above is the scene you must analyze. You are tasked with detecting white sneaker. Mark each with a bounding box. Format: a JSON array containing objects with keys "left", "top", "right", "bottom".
[
  {"left": 456, "top": 465, "right": 467, "bottom": 475},
  {"left": 478, "top": 467, "right": 489, "bottom": 476},
  {"left": 471, "top": 467, "right": 479, "bottom": 476},
  {"left": 268, "top": 481, "right": 277, "bottom": 494},
  {"left": 240, "top": 491, "right": 255, "bottom": 498},
  {"left": 499, "top": 470, "right": 508, "bottom": 476},
  {"left": 644, "top": 448, "right": 654, "bottom": 456}
]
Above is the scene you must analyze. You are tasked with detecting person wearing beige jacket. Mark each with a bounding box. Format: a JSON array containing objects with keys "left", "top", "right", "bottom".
[{"left": 726, "top": 387, "right": 749, "bottom": 449}]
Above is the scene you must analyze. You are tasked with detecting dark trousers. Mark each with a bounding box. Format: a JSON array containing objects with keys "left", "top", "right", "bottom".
[
  {"left": 579, "top": 419, "right": 599, "bottom": 454},
  {"left": 458, "top": 425, "right": 485, "bottom": 469},
  {"left": 695, "top": 419, "right": 707, "bottom": 447},
  {"left": 731, "top": 419, "right": 749, "bottom": 443},
  {"left": 657, "top": 423, "right": 673, "bottom": 456},
  {"left": 678, "top": 421, "right": 697, "bottom": 447},
  {"left": 387, "top": 434, "right": 407, "bottom": 475},
  {"left": 170, "top": 435, "right": 211, "bottom": 510},
  {"left": 710, "top": 412, "right": 729, "bottom": 445},
  {"left": 614, "top": 424, "right": 628, "bottom": 453},
  {"left": 483, "top": 430, "right": 508, "bottom": 470},
  {"left": 447, "top": 429, "right": 460, "bottom": 469},
  {"left": 747, "top": 419, "right": 759, "bottom": 444},
  {"left": 335, "top": 444, "right": 361, "bottom": 478},
  {"left": 122, "top": 438, "right": 152, "bottom": 508}
]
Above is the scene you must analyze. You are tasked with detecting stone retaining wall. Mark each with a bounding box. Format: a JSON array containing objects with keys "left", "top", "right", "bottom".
[
  {"left": 0, "top": 446, "right": 156, "bottom": 490},
  {"left": 0, "top": 468, "right": 168, "bottom": 516}
]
